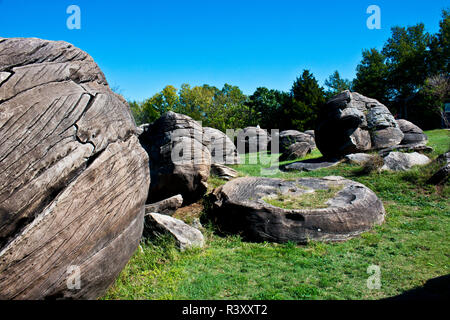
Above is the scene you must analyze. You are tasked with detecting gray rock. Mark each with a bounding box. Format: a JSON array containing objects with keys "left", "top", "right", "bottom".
[
  {"left": 210, "top": 176, "right": 385, "bottom": 243},
  {"left": 378, "top": 143, "right": 434, "bottom": 157},
  {"left": 0, "top": 37, "right": 149, "bottom": 300},
  {"left": 144, "top": 212, "right": 204, "bottom": 251},
  {"left": 282, "top": 157, "right": 342, "bottom": 172},
  {"left": 279, "top": 130, "right": 315, "bottom": 153},
  {"left": 145, "top": 194, "right": 183, "bottom": 216},
  {"left": 427, "top": 152, "right": 450, "bottom": 185},
  {"left": 211, "top": 163, "right": 239, "bottom": 181},
  {"left": 304, "top": 130, "right": 315, "bottom": 138},
  {"left": 396, "top": 119, "right": 428, "bottom": 145},
  {"left": 344, "top": 153, "right": 375, "bottom": 165},
  {"left": 236, "top": 127, "right": 271, "bottom": 154},
  {"left": 315, "top": 91, "right": 404, "bottom": 157},
  {"left": 381, "top": 152, "right": 431, "bottom": 171},
  {"left": 279, "top": 142, "right": 311, "bottom": 161},
  {"left": 203, "top": 127, "right": 240, "bottom": 165},
  {"left": 139, "top": 111, "right": 211, "bottom": 204}
]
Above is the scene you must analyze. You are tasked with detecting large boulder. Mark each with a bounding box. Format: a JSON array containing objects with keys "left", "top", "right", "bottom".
[
  {"left": 0, "top": 38, "right": 150, "bottom": 299},
  {"left": 236, "top": 127, "right": 271, "bottom": 154},
  {"left": 279, "top": 130, "right": 315, "bottom": 153},
  {"left": 396, "top": 119, "right": 428, "bottom": 145},
  {"left": 315, "top": 91, "right": 404, "bottom": 158},
  {"left": 203, "top": 127, "right": 240, "bottom": 164},
  {"left": 139, "top": 111, "right": 211, "bottom": 204},
  {"left": 209, "top": 176, "right": 385, "bottom": 243}
]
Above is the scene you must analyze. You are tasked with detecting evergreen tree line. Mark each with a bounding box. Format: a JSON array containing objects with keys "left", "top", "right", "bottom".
[{"left": 130, "top": 10, "right": 449, "bottom": 132}]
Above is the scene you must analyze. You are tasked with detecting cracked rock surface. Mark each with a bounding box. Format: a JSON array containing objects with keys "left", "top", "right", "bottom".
[
  {"left": 209, "top": 176, "right": 385, "bottom": 243},
  {"left": 0, "top": 37, "right": 150, "bottom": 299}
]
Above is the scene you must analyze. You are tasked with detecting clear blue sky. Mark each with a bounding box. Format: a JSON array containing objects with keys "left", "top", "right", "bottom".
[{"left": 0, "top": 0, "right": 447, "bottom": 101}]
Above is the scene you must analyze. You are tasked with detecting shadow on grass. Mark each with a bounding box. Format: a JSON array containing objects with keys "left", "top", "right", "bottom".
[{"left": 385, "top": 274, "right": 450, "bottom": 300}]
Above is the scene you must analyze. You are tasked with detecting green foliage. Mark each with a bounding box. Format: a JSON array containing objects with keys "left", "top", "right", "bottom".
[
  {"left": 324, "top": 70, "right": 353, "bottom": 98},
  {"left": 285, "top": 70, "right": 326, "bottom": 131},
  {"left": 353, "top": 48, "right": 390, "bottom": 105}
]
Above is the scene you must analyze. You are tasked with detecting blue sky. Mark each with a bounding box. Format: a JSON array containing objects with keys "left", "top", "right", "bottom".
[{"left": 0, "top": 0, "right": 447, "bottom": 101}]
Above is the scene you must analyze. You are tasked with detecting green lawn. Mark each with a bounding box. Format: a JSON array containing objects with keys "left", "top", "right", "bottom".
[{"left": 103, "top": 129, "right": 449, "bottom": 300}]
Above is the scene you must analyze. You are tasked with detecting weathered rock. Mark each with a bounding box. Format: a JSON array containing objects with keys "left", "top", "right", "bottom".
[
  {"left": 381, "top": 152, "right": 431, "bottom": 171},
  {"left": 344, "top": 153, "right": 375, "bottom": 165},
  {"left": 145, "top": 195, "right": 183, "bottom": 216},
  {"left": 211, "top": 163, "right": 239, "bottom": 181},
  {"left": 209, "top": 176, "right": 385, "bottom": 243},
  {"left": 0, "top": 37, "right": 149, "bottom": 299},
  {"left": 378, "top": 144, "right": 434, "bottom": 157},
  {"left": 427, "top": 152, "right": 450, "bottom": 185},
  {"left": 139, "top": 111, "right": 211, "bottom": 204},
  {"left": 315, "top": 91, "right": 404, "bottom": 157},
  {"left": 282, "top": 157, "right": 342, "bottom": 172},
  {"left": 236, "top": 127, "right": 271, "bottom": 154},
  {"left": 304, "top": 130, "right": 315, "bottom": 138},
  {"left": 279, "top": 130, "right": 315, "bottom": 153},
  {"left": 396, "top": 119, "right": 428, "bottom": 145},
  {"left": 144, "top": 212, "right": 204, "bottom": 251},
  {"left": 203, "top": 127, "right": 240, "bottom": 165},
  {"left": 279, "top": 142, "right": 311, "bottom": 161},
  {"left": 428, "top": 164, "right": 450, "bottom": 185}
]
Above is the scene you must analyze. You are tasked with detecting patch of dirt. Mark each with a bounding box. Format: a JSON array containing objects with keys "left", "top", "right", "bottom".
[{"left": 172, "top": 201, "right": 204, "bottom": 224}]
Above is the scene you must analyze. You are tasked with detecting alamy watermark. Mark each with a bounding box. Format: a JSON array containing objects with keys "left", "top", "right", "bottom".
[
  {"left": 366, "top": 265, "right": 381, "bottom": 289},
  {"left": 366, "top": 5, "right": 381, "bottom": 30},
  {"left": 66, "top": 5, "right": 81, "bottom": 30},
  {"left": 67, "top": 265, "right": 81, "bottom": 290}
]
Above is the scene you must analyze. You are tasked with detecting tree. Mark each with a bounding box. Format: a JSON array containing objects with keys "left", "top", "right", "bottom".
[
  {"left": 429, "top": 10, "right": 450, "bottom": 75},
  {"left": 324, "top": 70, "right": 352, "bottom": 98},
  {"left": 382, "top": 24, "right": 431, "bottom": 102},
  {"left": 247, "top": 87, "right": 289, "bottom": 129},
  {"left": 285, "top": 70, "right": 326, "bottom": 131},
  {"left": 423, "top": 74, "right": 450, "bottom": 127},
  {"left": 353, "top": 48, "right": 390, "bottom": 105}
]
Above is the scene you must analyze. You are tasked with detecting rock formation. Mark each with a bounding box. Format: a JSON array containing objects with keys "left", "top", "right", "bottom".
[
  {"left": 315, "top": 91, "right": 404, "bottom": 158},
  {"left": 139, "top": 111, "right": 211, "bottom": 204},
  {"left": 209, "top": 176, "right": 385, "bottom": 243},
  {"left": 203, "top": 127, "right": 240, "bottom": 164},
  {"left": 0, "top": 37, "right": 149, "bottom": 299}
]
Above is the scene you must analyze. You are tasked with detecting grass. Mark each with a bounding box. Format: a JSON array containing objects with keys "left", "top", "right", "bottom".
[
  {"left": 103, "top": 129, "right": 449, "bottom": 300},
  {"left": 262, "top": 185, "right": 343, "bottom": 210}
]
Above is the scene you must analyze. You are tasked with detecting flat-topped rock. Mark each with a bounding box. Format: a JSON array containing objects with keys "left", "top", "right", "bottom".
[
  {"left": 282, "top": 157, "right": 342, "bottom": 172},
  {"left": 209, "top": 176, "right": 385, "bottom": 243}
]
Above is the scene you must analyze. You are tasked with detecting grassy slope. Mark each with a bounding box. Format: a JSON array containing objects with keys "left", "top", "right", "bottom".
[{"left": 103, "top": 130, "right": 449, "bottom": 300}]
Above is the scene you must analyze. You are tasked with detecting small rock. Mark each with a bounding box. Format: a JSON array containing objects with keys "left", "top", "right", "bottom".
[
  {"left": 344, "top": 153, "right": 374, "bottom": 165},
  {"left": 144, "top": 212, "right": 204, "bottom": 251},
  {"left": 211, "top": 163, "right": 239, "bottom": 180},
  {"left": 381, "top": 152, "right": 431, "bottom": 171},
  {"left": 145, "top": 194, "right": 183, "bottom": 215},
  {"left": 279, "top": 142, "right": 311, "bottom": 161}
]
